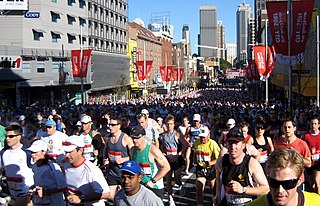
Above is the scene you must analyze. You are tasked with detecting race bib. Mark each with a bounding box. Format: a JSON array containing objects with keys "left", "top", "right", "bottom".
[
  {"left": 196, "top": 151, "right": 210, "bottom": 162},
  {"left": 139, "top": 163, "right": 151, "bottom": 175},
  {"left": 108, "top": 151, "right": 122, "bottom": 162},
  {"left": 166, "top": 148, "right": 177, "bottom": 156},
  {"left": 7, "top": 176, "right": 24, "bottom": 191}
]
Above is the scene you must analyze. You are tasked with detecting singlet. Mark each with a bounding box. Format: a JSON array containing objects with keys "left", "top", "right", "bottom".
[
  {"left": 189, "top": 124, "right": 206, "bottom": 144},
  {"left": 163, "top": 131, "right": 180, "bottom": 157},
  {"left": 106, "top": 132, "right": 128, "bottom": 178},
  {"left": 194, "top": 139, "right": 220, "bottom": 168},
  {"left": 252, "top": 136, "right": 269, "bottom": 164},
  {"left": 56, "top": 122, "right": 63, "bottom": 132},
  {"left": 303, "top": 131, "right": 320, "bottom": 164},
  {"left": 80, "top": 130, "right": 95, "bottom": 161},
  {"left": 132, "top": 145, "right": 163, "bottom": 189},
  {"left": 221, "top": 154, "right": 254, "bottom": 205}
]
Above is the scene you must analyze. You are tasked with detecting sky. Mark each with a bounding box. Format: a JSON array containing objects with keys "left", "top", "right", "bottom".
[{"left": 128, "top": 0, "right": 254, "bottom": 54}]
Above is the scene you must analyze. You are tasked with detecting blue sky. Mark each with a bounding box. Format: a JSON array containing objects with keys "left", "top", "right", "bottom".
[{"left": 128, "top": 0, "right": 254, "bottom": 54}]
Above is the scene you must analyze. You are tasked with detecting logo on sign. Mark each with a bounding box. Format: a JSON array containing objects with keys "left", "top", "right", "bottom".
[{"left": 24, "top": 12, "right": 40, "bottom": 18}]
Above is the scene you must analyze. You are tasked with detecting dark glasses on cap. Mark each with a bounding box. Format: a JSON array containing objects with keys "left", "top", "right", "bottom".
[
  {"left": 268, "top": 177, "right": 299, "bottom": 190},
  {"left": 256, "top": 126, "right": 265, "bottom": 130}
]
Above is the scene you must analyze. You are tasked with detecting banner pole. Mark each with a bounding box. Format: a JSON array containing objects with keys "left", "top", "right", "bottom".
[
  {"left": 265, "top": 19, "right": 269, "bottom": 104},
  {"left": 80, "top": 25, "right": 84, "bottom": 105},
  {"left": 288, "top": 0, "right": 292, "bottom": 112},
  {"left": 317, "top": 13, "right": 319, "bottom": 108}
]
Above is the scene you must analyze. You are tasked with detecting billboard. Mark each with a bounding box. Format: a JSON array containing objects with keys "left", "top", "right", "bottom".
[{"left": 0, "top": 0, "right": 28, "bottom": 11}]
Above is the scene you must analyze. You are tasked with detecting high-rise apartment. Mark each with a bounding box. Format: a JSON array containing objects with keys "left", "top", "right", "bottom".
[
  {"left": 182, "top": 24, "right": 192, "bottom": 57},
  {"left": 236, "top": 2, "right": 253, "bottom": 63},
  {"left": 217, "top": 21, "right": 226, "bottom": 60},
  {"left": 0, "top": 0, "right": 129, "bottom": 106},
  {"left": 199, "top": 6, "right": 218, "bottom": 58}
]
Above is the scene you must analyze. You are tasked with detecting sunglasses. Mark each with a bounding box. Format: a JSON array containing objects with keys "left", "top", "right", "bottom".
[
  {"left": 109, "top": 123, "right": 120, "bottom": 127},
  {"left": 256, "top": 126, "right": 265, "bottom": 130},
  {"left": 6, "top": 134, "right": 21, "bottom": 138},
  {"left": 268, "top": 177, "right": 299, "bottom": 190},
  {"left": 46, "top": 126, "right": 53, "bottom": 129}
]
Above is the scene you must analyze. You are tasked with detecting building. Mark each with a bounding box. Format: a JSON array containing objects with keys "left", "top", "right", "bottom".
[
  {"left": 199, "top": 6, "right": 218, "bottom": 58},
  {"left": 236, "top": 2, "right": 253, "bottom": 63},
  {"left": 254, "top": 0, "right": 268, "bottom": 44},
  {"left": 226, "top": 43, "right": 237, "bottom": 66},
  {"left": 127, "top": 21, "right": 162, "bottom": 96},
  {"left": 217, "top": 21, "right": 226, "bottom": 60},
  {"left": 182, "top": 24, "right": 192, "bottom": 57},
  {"left": 0, "top": 0, "right": 129, "bottom": 106}
]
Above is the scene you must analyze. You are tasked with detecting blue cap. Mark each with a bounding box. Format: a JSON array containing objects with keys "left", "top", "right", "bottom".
[
  {"left": 120, "top": 160, "right": 142, "bottom": 175},
  {"left": 45, "top": 119, "right": 56, "bottom": 127}
]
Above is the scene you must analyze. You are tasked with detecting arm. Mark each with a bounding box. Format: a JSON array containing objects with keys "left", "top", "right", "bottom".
[
  {"left": 115, "top": 134, "right": 134, "bottom": 164},
  {"left": 215, "top": 157, "right": 223, "bottom": 205},
  {"left": 147, "top": 145, "right": 170, "bottom": 187},
  {"left": 267, "top": 137, "right": 274, "bottom": 153},
  {"left": 246, "top": 137, "right": 254, "bottom": 145}
]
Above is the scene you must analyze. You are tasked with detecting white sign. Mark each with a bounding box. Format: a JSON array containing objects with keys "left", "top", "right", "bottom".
[{"left": 0, "top": 0, "right": 28, "bottom": 11}]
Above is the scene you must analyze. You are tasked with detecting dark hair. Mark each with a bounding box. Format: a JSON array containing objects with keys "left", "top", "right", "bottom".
[
  {"left": 282, "top": 118, "right": 296, "bottom": 127},
  {"left": 5, "top": 124, "right": 23, "bottom": 135}
]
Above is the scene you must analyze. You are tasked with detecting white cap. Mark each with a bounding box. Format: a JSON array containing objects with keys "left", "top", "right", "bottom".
[
  {"left": 81, "top": 115, "right": 92, "bottom": 124},
  {"left": 227, "top": 118, "right": 236, "bottom": 125},
  {"left": 76, "top": 121, "right": 82, "bottom": 126},
  {"left": 141, "top": 109, "right": 149, "bottom": 115},
  {"left": 27, "top": 140, "right": 48, "bottom": 153},
  {"left": 157, "top": 117, "right": 163, "bottom": 121},
  {"left": 193, "top": 114, "right": 201, "bottom": 121},
  {"left": 199, "top": 127, "right": 210, "bottom": 137},
  {"left": 18, "top": 115, "right": 26, "bottom": 121},
  {"left": 63, "top": 135, "right": 85, "bottom": 152}
]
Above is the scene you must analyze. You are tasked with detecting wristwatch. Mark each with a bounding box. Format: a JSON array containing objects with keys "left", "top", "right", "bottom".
[
  {"left": 242, "top": 186, "right": 248, "bottom": 194},
  {"left": 151, "top": 178, "right": 157, "bottom": 184}
]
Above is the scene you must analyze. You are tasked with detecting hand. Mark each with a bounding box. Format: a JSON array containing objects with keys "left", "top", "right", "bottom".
[
  {"left": 67, "top": 191, "right": 81, "bottom": 204},
  {"left": 228, "top": 180, "right": 243, "bottom": 194},
  {"left": 146, "top": 180, "right": 155, "bottom": 188},
  {"left": 115, "top": 157, "right": 124, "bottom": 164},
  {"left": 103, "top": 158, "right": 109, "bottom": 165},
  {"left": 36, "top": 186, "right": 44, "bottom": 197}
]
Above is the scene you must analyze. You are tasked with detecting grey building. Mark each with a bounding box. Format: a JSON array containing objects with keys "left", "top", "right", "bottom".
[
  {"left": 182, "top": 24, "right": 191, "bottom": 57},
  {"left": 0, "top": 0, "right": 129, "bottom": 106},
  {"left": 199, "top": 6, "right": 218, "bottom": 58},
  {"left": 236, "top": 2, "right": 253, "bottom": 63},
  {"left": 217, "top": 21, "right": 226, "bottom": 60}
]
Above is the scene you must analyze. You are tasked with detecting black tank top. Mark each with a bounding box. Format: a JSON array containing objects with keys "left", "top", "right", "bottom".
[
  {"left": 106, "top": 132, "right": 128, "bottom": 178},
  {"left": 252, "top": 136, "right": 269, "bottom": 153}
]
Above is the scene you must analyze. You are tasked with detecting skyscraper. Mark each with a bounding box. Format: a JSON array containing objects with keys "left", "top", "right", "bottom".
[
  {"left": 236, "top": 2, "right": 253, "bottom": 63},
  {"left": 182, "top": 24, "right": 192, "bottom": 57},
  {"left": 199, "top": 6, "right": 218, "bottom": 58},
  {"left": 217, "top": 21, "right": 226, "bottom": 60}
]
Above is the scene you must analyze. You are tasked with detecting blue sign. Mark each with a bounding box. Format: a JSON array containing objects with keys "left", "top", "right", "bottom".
[{"left": 24, "top": 12, "right": 40, "bottom": 18}]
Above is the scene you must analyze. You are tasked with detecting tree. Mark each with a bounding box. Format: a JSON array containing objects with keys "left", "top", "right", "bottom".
[{"left": 113, "top": 74, "right": 129, "bottom": 101}]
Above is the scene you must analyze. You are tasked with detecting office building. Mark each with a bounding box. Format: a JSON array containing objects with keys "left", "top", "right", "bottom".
[{"left": 217, "top": 21, "right": 226, "bottom": 60}]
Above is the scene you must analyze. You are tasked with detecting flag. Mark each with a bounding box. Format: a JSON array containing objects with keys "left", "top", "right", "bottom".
[
  {"left": 71, "top": 50, "right": 81, "bottom": 77},
  {"left": 135, "top": 61, "right": 144, "bottom": 81},
  {"left": 253, "top": 46, "right": 267, "bottom": 78},
  {"left": 80, "top": 50, "right": 92, "bottom": 78}
]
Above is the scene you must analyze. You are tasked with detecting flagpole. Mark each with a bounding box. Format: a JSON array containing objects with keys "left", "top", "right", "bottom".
[
  {"left": 265, "top": 19, "right": 269, "bottom": 104},
  {"left": 288, "top": 0, "right": 292, "bottom": 112},
  {"left": 143, "top": 41, "right": 147, "bottom": 98},
  {"left": 178, "top": 50, "right": 180, "bottom": 96},
  {"left": 317, "top": 13, "right": 319, "bottom": 107},
  {"left": 80, "top": 25, "right": 84, "bottom": 105}
]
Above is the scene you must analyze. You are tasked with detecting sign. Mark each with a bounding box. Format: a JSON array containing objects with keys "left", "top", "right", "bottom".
[
  {"left": 292, "top": 70, "right": 310, "bottom": 75},
  {"left": 0, "top": 0, "right": 29, "bottom": 10},
  {"left": 0, "top": 56, "right": 21, "bottom": 69},
  {"left": 24, "top": 11, "right": 40, "bottom": 18}
]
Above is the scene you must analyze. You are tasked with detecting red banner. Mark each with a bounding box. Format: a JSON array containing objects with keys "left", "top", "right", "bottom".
[
  {"left": 266, "top": 1, "right": 289, "bottom": 56},
  {"left": 71, "top": 50, "right": 81, "bottom": 77},
  {"left": 159, "top": 66, "right": 166, "bottom": 81},
  {"left": 291, "top": 0, "right": 314, "bottom": 56},
  {"left": 166, "top": 66, "right": 173, "bottom": 81},
  {"left": 248, "top": 60, "right": 258, "bottom": 80},
  {"left": 265, "top": 45, "right": 276, "bottom": 76},
  {"left": 71, "top": 50, "right": 92, "bottom": 78},
  {"left": 172, "top": 68, "right": 184, "bottom": 82},
  {"left": 135, "top": 61, "right": 144, "bottom": 81},
  {"left": 135, "top": 60, "right": 153, "bottom": 81},
  {"left": 253, "top": 46, "right": 267, "bottom": 76}
]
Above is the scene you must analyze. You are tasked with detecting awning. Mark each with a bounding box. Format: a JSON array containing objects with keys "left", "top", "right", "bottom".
[
  {"left": 67, "top": 14, "right": 77, "bottom": 18},
  {"left": 33, "top": 29, "right": 46, "bottom": 33},
  {"left": 51, "top": 31, "right": 63, "bottom": 35},
  {"left": 51, "top": 11, "right": 63, "bottom": 15},
  {"left": 68, "top": 33, "right": 77, "bottom": 36}
]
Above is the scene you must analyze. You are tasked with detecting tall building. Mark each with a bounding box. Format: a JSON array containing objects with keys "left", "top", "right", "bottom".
[
  {"left": 226, "top": 43, "right": 237, "bottom": 66},
  {"left": 199, "top": 6, "right": 218, "bottom": 58},
  {"left": 182, "top": 24, "right": 192, "bottom": 57},
  {"left": 236, "top": 2, "right": 253, "bottom": 63},
  {"left": 0, "top": 0, "right": 129, "bottom": 106},
  {"left": 255, "top": 0, "right": 267, "bottom": 44},
  {"left": 217, "top": 21, "right": 226, "bottom": 60}
]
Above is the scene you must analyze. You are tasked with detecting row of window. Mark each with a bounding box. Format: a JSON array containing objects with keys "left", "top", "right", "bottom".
[
  {"left": 51, "top": 11, "right": 86, "bottom": 27},
  {"left": 51, "top": 0, "right": 86, "bottom": 9},
  {"left": 22, "top": 62, "right": 66, "bottom": 74}
]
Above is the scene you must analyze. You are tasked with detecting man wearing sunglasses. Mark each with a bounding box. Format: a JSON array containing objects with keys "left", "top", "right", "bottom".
[
  {"left": 247, "top": 148, "right": 320, "bottom": 206},
  {"left": 0, "top": 124, "right": 34, "bottom": 206}
]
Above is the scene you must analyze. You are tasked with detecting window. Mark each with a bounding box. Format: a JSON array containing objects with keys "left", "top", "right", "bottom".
[
  {"left": 51, "top": 0, "right": 57, "bottom": 3},
  {"left": 37, "top": 62, "right": 45, "bottom": 73},
  {"left": 67, "top": 0, "right": 75, "bottom": 6},
  {"left": 33, "top": 30, "right": 44, "bottom": 41},
  {"left": 67, "top": 34, "right": 76, "bottom": 44},
  {"left": 51, "top": 12, "right": 61, "bottom": 22},
  {"left": 51, "top": 32, "right": 61, "bottom": 43},
  {"left": 22, "top": 62, "right": 31, "bottom": 73},
  {"left": 79, "top": 0, "right": 85, "bottom": 8},
  {"left": 79, "top": 17, "right": 86, "bottom": 26},
  {"left": 52, "top": 62, "right": 60, "bottom": 73},
  {"left": 67, "top": 15, "right": 76, "bottom": 25}
]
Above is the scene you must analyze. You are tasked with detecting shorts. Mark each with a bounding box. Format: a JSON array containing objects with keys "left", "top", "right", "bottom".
[
  {"left": 196, "top": 165, "right": 216, "bottom": 180},
  {"left": 168, "top": 155, "right": 183, "bottom": 171},
  {"left": 106, "top": 173, "right": 121, "bottom": 186}
]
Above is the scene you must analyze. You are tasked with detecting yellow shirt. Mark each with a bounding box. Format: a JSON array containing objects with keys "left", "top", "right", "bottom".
[{"left": 193, "top": 139, "right": 220, "bottom": 168}]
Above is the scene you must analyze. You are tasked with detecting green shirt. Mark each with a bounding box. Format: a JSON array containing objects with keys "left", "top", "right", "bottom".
[{"left": 0, "top": 125, "right": 6, "bottom": 148}]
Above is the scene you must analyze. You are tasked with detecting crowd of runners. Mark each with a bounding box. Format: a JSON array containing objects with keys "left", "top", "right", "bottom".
[{"left": 0, "top": 87, "right": 320, "bottom": 206}]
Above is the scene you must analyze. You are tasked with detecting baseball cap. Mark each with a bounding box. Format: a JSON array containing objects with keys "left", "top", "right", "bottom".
[
  {"left": 199, "top": 127, "right": 210, "bottom": 138},
  {"left": 193, "top": 114, "right": 201, "bottom": 121},
  {"left": 76, "top": 121, "right": 82, "bottom": 126},
  {"left": 227, "top": 118, "right": 236, "bottom": 125},
  {"left": 141, "top": 109, "right": 149, "bottom": 115},
  {"left": 45, "top": 119, "right": 56, "bottom": 127},
  {"left": 130, "top": 125, "right": 146, "bottom": 139},
  {"left": 157, "top": 117, "right": 163, "bottom": 121},
  {"left": 227, "top": 127, "right": 244, "bottom": 142},
  {"left": 120, "top": 160, "right": 143, "bottom": 175},
  {"left": 81, "top": 115, "right": 92, "bottom": 124},
  {"left": 18, "top": 115, "right": 26, "bottom": 121},
  {"left": 62, "top": 135, "right": 85, "bottom": 152},
  {"left": 27, "top": 140, "right": 48, "bottom": 153}
]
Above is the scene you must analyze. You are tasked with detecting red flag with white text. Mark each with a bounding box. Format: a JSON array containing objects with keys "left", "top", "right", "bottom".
[
  {"left": 265, "top": 45, "right": 277, "bottom": 77},
  {"left": 159, "top": 66, "right": 167, "bottom": 82},
  {"left": 80, "top": 50, "right": 92, "bottom": 78},
  {"left": 166, "top": 66, "right": 173, "bottom": 81},
  {"left": 145, "top": 60, "right": 153, "bottom": 80},
  {"left": 71, "top": 50, "right": 81, "bottom": 77},
  {"left": 135, "top": 61, "right": 144, "bottom": 81},
  {"left": 253, "top": 46, "right": 267, "bottom": 76}
]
